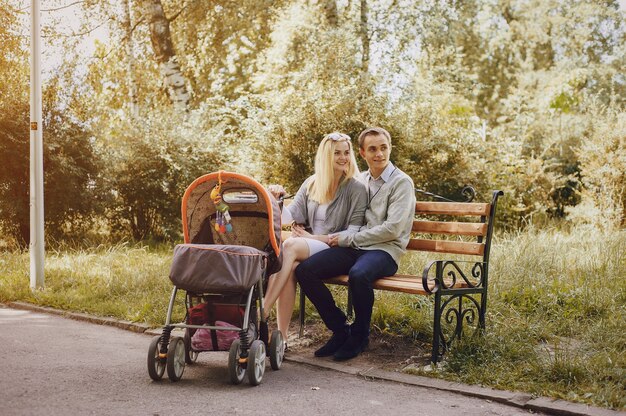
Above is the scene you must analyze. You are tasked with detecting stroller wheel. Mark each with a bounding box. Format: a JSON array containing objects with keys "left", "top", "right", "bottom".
[
  {"left": 183, "top": 329, "right": 199, "bottom": 364},
  {"left": 248, "top": 340, "right": 266, "bottom": 386},
  {"left": 228, "top": 339, "right": 245, "bottom": 385},
  {"left": 147, "top": 335, "right": 166, "bottom": 381},
  {"left": 166, "top": 336, "right": 186, "bottom": 382},
  {"left": 269, "top": 330, "right": 285, "bottom": 371}
]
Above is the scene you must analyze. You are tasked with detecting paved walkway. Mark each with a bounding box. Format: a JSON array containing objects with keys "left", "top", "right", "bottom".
[{"left": 4, "top": 302, "right": 623, "bottom": 416}]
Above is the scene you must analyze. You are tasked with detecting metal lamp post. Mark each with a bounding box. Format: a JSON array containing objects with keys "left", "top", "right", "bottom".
[{"left": 30, "top": 0, "right": 45, "bottom": 289}]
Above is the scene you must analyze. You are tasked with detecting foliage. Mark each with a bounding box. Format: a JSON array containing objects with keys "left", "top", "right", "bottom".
[
  {"left": 569, "top": 104, "right": 626, "bottom": 228},
  {"left": 79, "top": 37, "right": 225, "bottom": 241},
  {"left": 99, "top": 113, "right": 221, "bottom": 241},
  {"left": 390, "top": 79, "right": 488, "bottom": 200},
  {"left": 241, "top": 3, "right": 386, "bottom": 191},
  {"left": 0, "top": 2, "right": 29, "bottom": 246},
  {"left": 41, "top": 77, "right": 103, "bottom": 242},
  {"left": 0, "top": 5, "right": 101, "bottom": 247},
  {"left": 165, "top": 0, "right": 286, "bottom": 101},
  {"left": 1, "top": 0, "right": 625, "bottom": 237}
]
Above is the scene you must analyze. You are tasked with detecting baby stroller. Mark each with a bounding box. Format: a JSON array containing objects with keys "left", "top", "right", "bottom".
[{"left": 147, "top": 170, "right": 285, "bottom": 385}]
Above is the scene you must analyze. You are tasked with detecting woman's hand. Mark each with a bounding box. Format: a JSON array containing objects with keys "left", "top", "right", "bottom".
[
  {"left": 291, "top": 224, "right": 312, "bottom": 238},
  {"left": 292, "top": 224, "right": 338, "bottom": 247},
  {"left": 267, "top": 184, "right": 286, "bottom": 199}
]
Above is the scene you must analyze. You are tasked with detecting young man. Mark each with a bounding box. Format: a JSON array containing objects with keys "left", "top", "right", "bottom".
[{"left": 295, "top": 127, "right": 416, "bottom": 361}]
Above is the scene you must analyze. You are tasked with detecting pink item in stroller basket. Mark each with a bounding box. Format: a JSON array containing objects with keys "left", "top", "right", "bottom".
[{"left": 191, "top": 322, "right": 239, "bottom": 351}]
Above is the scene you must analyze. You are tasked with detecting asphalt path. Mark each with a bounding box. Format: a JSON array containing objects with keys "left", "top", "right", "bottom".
[{"left": 0, "top": 305, "right": 543, "bottom": 416}]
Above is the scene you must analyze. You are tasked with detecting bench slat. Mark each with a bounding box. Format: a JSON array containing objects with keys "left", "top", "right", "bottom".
[
  {"left": 324, "top": 274, "right": 468, "bottom": 295},
  {"left": 407, "top": 238, "right": 485, "bottom": 256},
  {"left": 415, "top": 202, "right": 490, "bottom": 217},
  {"left": 374, "top": 280, "right": 429, "bottom": 295},
  {"left": 324, "top": 275, "right": 428, "bottom": 295},
  {"left": 412, "top": 220, "right": 487, "bottom": 236}
]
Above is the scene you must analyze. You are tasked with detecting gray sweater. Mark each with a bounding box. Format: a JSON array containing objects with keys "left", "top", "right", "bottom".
[
  {"left": 338, "top": 163, "right": 415, "bottom": 265},
  {"left": 288, "top": 176, "right": 367, "bottom": 237}
]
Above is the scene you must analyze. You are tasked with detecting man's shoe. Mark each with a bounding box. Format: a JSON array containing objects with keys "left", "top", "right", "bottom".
[
  {"left": 314, "top": 330, "right": 350, "bottom": 357},
  {"left": 333, "top": 335, "right": 369, "bottom": 361}
]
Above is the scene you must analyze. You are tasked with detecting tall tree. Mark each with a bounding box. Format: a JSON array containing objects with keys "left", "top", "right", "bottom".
[
  {"left": 359, "top": 0, "right": 369, "bottom": 77},
  {"left": 122, "top": 0, "right": 139, "bottom": 116},
  {"left": 142, "top": 0, "right": 190, "bottom": 110}
]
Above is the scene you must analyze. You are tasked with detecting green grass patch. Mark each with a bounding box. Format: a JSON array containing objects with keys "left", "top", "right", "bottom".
[{"left": 0, "top": 227, "right": 624, "bottom": 409}]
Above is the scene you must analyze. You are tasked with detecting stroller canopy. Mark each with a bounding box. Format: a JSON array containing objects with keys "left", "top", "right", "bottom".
[{"left": 181, "top": 171, "right": 282, "bottom": 258}]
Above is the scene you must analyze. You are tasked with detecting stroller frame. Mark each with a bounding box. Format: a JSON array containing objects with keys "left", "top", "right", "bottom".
[{"left": 147, "top": 171, "right": 285, "bottom": 386}]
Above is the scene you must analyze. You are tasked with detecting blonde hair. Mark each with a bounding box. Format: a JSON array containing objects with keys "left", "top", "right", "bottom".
[{"left": 307, "top": 132, "right": 358, "bottom": 204}]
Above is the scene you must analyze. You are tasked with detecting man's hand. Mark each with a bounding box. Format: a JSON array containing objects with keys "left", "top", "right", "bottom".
[
  {"left": 267, "top": 184, "right": 286, "bottom": 200},
  {"left": 328, "top": 234, "right": 339, "bottom": 247}
]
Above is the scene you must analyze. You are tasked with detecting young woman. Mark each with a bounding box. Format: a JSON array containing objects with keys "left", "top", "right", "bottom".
[{"left": 265, "top": 132, "right": 367, "bottom": 344}]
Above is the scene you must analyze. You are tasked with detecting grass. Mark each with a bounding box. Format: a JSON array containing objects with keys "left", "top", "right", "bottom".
[
  {"left": 0, "top": 243, "right": 186, "bottom": 324},
  {"left": 398, "top": 226, "right": 626, "bottom": 410},
  {"left": 0, "top": 227, "right": 624, "bottom": 409}
]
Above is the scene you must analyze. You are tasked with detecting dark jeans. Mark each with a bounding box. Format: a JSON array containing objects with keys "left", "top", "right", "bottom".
[{"left": 295, "top": 247, "right": 398, "bottom": 338}]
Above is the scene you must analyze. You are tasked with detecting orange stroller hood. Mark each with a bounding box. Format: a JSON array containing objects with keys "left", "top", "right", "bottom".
[{"left": 181, "top": 170, "right": 281, "bottom": 258}]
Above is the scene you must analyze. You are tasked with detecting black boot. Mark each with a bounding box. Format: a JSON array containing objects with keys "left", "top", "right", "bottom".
[
  {"left": 259, "top": 319, "right": 269, "bottom": 348},
  {"left": 314, "top": 326, "right": 350, "bottom": 357}
]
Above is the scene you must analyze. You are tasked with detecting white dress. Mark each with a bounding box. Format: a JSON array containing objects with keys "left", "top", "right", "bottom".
[{"left": 283, "top": 203, "right": 331, "bottom": 256}]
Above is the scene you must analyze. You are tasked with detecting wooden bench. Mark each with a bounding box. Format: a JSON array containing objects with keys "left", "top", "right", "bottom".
[{"left": 291, "top": 189, "right": 504, "bottom": 363}]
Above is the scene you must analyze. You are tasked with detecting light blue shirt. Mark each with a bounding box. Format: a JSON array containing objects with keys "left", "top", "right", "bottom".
[{"left": 364, "top": 163, "right": 398, "bottom": 208}]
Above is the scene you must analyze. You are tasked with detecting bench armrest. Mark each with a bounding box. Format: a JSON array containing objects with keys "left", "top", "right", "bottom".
[{"left": 422, "top": 260, "right": 486, "bottom": 294}]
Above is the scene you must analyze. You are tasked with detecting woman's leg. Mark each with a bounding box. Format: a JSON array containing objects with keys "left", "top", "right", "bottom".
[
  {"left": 275, "top": 261, "right": 299, "bottom": 338},
  {"left": 263, "top": 238, "right": 310, "bottom": 321}
]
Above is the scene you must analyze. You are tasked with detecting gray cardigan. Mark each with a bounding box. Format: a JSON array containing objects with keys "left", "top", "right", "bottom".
[
  {"left": 287, "top": 176, "right": 367, "bottom": 237},
  {"left": 338, "top": 163, "right": 415, "bottom": 265}
]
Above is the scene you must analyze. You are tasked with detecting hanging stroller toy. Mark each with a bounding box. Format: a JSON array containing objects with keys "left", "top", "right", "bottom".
[
  {"left": 147, "top": 170, "right": 285, "bottom": 386},
  {"left": 210, "top": 182, "right": 233, "bottom": 233}
]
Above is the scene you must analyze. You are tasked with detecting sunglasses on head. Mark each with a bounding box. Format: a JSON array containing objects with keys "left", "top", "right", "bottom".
[{"left": 326, "top": 132, "right": 350, "bottom": 141}]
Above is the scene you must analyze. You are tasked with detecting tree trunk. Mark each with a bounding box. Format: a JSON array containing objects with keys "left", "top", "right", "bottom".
[
  {"left": 359, "top": 0, "right": 369, "bottom": 77},
  {"left": 142, "top": 0, "right": 190, "bottom": 110},
  {"left": 121, "top": 0, "right": 139, "bottom": 117}
]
